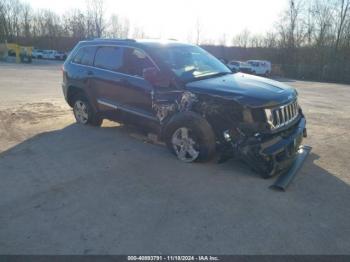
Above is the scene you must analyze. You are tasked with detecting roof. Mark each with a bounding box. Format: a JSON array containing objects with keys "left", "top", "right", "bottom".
[{"left": 79, "top": 38, "right": 195, "bottom": 49}]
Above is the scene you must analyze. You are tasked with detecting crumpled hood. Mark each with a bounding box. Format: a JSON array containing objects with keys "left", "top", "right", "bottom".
[{"left": 185, "top": 73, "right": 297, "bottom": 108}]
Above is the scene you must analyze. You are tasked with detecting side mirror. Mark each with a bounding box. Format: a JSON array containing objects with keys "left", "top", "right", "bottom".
[{"left": 143, "top": 67, "right": 170, "bottom": 87}]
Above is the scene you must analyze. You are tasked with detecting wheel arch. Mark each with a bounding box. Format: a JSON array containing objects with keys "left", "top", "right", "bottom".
[
  {"left": 161, "top": 110, "right": 215, "bottom": 141},
  {"left": 66, "top": 85, "right": 86, "bottom": 107}
]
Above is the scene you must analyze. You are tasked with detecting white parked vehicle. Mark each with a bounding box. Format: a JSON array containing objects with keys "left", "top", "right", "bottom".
[
  {"left": 55, "top": 51, "right": 67, "bottom": 60},
  {"left": 42, "top": 50, "right": 57, "bottom": 60},
  {"left": 246, "top": 60, "right": 272, "bottom": 76},
  {"left": 227, "top": 60, "right": 254, "bottom": 74},
  {"left": 32, "top": 49, "right": 44, "bottom": 59}
]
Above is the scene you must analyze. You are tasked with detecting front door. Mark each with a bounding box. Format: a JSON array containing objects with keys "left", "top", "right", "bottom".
[
  {"left": 119, "top": 47, "right": 156, "bottom": 115},
  {"left": 91, "top": 45, "right": 157, "bottom": 121}
]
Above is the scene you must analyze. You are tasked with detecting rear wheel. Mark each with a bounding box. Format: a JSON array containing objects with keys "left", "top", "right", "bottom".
[{"left": 73, "top": 95, "right": 102, "bottom": 126}]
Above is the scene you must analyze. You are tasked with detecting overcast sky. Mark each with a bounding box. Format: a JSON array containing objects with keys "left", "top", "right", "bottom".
[{"left": 26, "top": 0, "right": 288, "bottom": 42}]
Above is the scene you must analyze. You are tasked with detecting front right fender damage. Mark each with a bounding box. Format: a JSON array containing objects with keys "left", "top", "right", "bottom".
[
  {"left": 153, "top": 91, "right": 310, "bottom": 190},
  {"left": 228, "top": 117, "right": 310, "bottom": 190},
  {"left": 191, "top": 95, "right": 311, "bottom": 190}
]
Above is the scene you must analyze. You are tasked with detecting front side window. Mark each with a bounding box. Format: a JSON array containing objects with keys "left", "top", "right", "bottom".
[
  {"left": 152, "top": 45, "right": 231, "bottom": 82},
  {"left": 94, "top": 46, "right": 123, "bottom": 71},
  {"left": 122, "top": 48, "right": 154, "bottom": 77}
]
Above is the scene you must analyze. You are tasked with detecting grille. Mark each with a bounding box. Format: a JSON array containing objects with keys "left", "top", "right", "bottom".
[{"left": 265, "top": 100, "right": 299, "bottom": 130}]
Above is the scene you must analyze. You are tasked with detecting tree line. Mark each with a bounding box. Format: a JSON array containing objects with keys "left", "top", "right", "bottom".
[
  {"left": 0, "top": 0, "right": 144, "bottom": 50},
  {"left": 0, "top": 0, "right": 350, "bottom": 83},
  {"left": 226, "top": 0, "right": 350, "bottom": 83}
]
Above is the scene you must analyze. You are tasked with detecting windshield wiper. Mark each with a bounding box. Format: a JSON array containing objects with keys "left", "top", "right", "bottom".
[
  {"left": 208, "top": 72, "right": 232, "bottom": 77},
  {"left": 184, "top": 71, "right": 232, "bottom": 83}
]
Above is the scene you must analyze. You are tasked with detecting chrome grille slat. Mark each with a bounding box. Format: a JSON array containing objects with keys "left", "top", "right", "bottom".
[
  {"left": 281, "top": 107, "right": 285, "bottom": 124},
  {"left": 287, "top": 106, "right": 291, "bottom": 121},
  {"left": 265, "top": 100, "right": 299, "bottom": 130},
  {"left": 276, "top": 111, "right": 280, "bottom": 127}
]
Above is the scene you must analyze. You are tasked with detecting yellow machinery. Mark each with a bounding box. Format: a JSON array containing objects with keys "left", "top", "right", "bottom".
[{"left": 6, "top": 43, "right": 33, "bottom": 63}]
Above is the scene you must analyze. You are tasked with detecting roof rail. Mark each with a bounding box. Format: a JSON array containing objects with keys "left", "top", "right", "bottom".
[{"left": 93, "top": 38, "right": 136, "bottom": 42}]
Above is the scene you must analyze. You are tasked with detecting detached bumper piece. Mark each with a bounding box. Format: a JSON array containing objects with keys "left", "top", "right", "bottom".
[
  {"left": 271, "top": 145, "right": 312, "bottom": 191},
  {"left": 237, "top": 117, "right": 310, "bottom": 190}
]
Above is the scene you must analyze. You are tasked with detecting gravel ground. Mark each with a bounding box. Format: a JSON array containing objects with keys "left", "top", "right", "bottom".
[{"left": 0, "top": 61, "right": 349, "bottom": 254}]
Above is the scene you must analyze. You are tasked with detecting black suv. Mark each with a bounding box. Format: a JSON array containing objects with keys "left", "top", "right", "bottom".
[{"left": 62, "top": 39, "right": 307, "bottom": 179}]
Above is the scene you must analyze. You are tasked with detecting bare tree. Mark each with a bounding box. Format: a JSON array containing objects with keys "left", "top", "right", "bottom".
[
  {"left": 263, "top": 32, "right": 278, "bottom": 48},
  {"left": 108, "top": 15, "right": 130, "bottom": 38},
  {"left": 0, "top": 0, "right": 9, "bottom": 41},
  {"left": 312, "top": 0, "right": 333, "bottom": 47},
  {"left": 278, "top": 0, "right": 307, "bottom": 49},
  {"left": 232, "top": 29, "right": 251, "bottom": 48},
  {"left": 86, "top": 0, "right": 105, "bottom": 38},
  {"left": 0, "top": 0, "right": 23, "bottom": 42},
  {"left": 21, "top": 3, "right": 31, "bottom": 39},
  {"left": 250, "top": 34, "right": 264, "bottom": 48},
  {"left": 63, "top": 9, "right": 87, "bottom": 39},
  {"left": 333, "top": 0, "right": 350, "bottom": 52}
]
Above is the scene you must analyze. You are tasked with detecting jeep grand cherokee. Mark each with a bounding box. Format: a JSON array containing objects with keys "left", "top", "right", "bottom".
[{"left": 62, "top": 39, "right": 308, "bottom": 181}]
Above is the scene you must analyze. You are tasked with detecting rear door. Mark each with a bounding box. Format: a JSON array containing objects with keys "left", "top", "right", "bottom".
[
  {"left": 90, "top": 46, "right": 126, "bottom": 116},
  {"left": 67, "top": 46, "right": 97, "bottom": 107}
]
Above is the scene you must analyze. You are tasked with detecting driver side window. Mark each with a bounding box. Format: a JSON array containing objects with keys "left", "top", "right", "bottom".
[{"left": 122, "top": 48, "right": 154, "bottom": 78}]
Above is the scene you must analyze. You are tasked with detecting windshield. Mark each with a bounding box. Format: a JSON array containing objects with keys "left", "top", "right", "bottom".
[{"left": 153, "top": 45, "right": 231, "bottom": 82}]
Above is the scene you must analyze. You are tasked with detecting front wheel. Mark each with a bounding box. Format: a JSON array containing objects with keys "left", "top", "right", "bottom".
[
  {"left": 164, "top": 112, "right": 216, "bottom": 163},
  {"left": 73, "top": 95, "right": 102, "bottom": 126}
]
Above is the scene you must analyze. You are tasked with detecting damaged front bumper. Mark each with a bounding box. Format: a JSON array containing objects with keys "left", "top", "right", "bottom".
[{"left": 236, "top": 117, "right": 310, "bottom": 188}]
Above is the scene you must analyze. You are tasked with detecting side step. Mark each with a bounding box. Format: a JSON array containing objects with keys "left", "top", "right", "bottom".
[{"left": 271, "top": 145, "right": 312, "bottom": 191}]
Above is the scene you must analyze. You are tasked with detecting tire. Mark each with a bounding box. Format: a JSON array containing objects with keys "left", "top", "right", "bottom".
[
  {"left": 163, "top": 112, "right": 216, "bottom": 163},
  {"left": 72, "top": 94, "right": 102, "bottom": 126}
]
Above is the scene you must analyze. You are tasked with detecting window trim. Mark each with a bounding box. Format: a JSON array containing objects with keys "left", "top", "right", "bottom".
[{"left": 70, "top": 44, "right": 160, "bottom": 80}]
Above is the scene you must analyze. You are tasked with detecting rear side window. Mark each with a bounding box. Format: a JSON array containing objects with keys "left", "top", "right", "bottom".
[
  {"left": 94, "top": 46, "right": 123, "bottom": 71},
  {"left": 72, "top": 46, "right": 96, "bottom": 66}
]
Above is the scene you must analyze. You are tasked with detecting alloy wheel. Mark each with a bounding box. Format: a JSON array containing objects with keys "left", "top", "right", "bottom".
[
  {"left": 74, "top": 100, "right": 89, "bottom": 124},
  {"left": 171, "top": 127, "right": 200, "bottom": 162}
]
